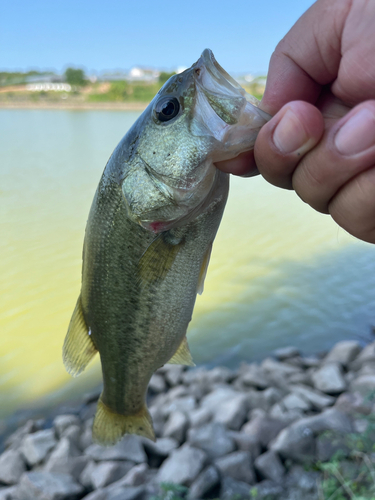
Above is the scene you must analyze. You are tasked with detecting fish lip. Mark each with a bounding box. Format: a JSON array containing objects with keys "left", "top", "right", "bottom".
[{"left": 198, "top": 49, "right": 243, "bottom": 91}]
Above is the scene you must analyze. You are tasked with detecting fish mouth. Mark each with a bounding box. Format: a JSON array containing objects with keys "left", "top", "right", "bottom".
[{"left": 198, "top": 49, "right": 244, "bottom": 95}]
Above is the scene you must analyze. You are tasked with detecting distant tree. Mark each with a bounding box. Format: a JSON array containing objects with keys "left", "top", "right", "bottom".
[
  {"left": 64, "top": 68, "right": 87, "bottom": 86},
  {"left": 158, "top": 71, "right": 176, "bottom": 85}
]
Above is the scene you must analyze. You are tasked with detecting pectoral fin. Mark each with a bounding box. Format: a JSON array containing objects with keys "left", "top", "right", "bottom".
[
  {"left": 197, "top": 243, "right": 212, "bottom": 295},
  {"left": 137, "top": 232, "right": 184, "bottom": 286},
  {"left": 168, "top": 336, "right": 195, "bottom": 367},
  {"left": 63, "top": 296, "right": 97, "bottom": 377}
]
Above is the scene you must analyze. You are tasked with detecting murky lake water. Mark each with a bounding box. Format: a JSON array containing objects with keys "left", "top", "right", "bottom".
[{"left": 1, "top": 109, "right": 375, "bottom": 418}]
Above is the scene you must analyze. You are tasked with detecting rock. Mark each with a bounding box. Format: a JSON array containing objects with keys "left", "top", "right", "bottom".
[
  {"left": 254, "top": 451, "right": 285, "bottom": 483},
  {"left": 60, "top": 425, "right": 81, "bottom": 445},
  {"left": 148, "top": 373, "right": 166, "bottom": 393},
  {"left": 215, "top": 451, "right": 255, "bottom": 484},
  {"left": 242, "top": 415, "right": 287, "bottom": 448},
  {"left": 157, "top": 444, "right": 207, "bottom": 486},
  {"left": 316, "top": 432, "right": 351, "bottom": 461},
  {"left": 85, "top": 435, "right": 147, "bottom": 463},
  {"left": 79, "top": 461, "right": 97, "bottom": 489},
  {"left": 287, "top": 371, "right": 312, "bottom": 386},
  {"left": 213, "top": 392, "right": 249, "bottom": 430},
  {"left": 273, "top": 346, "right": 300, "bottom": 360},
  {"left": 45, "top": 437, "right": 80, "bottom": 463},
  {"left": 285, "top": 465, "right": 321, "bottom": 494},
  {"left": 238, "top": 364, "right": 269, "bottom": 389},
  {"left": 53, "top": 415, "right": 80, "bottom": 438},
  {"left": 163, "top": 411, "right": 188, "bottom": 443},
  {"left": 281, "top": 393, "right": 311, "bottom": 411},
  {"left": 269, "top": 403, "right": 303, "bottom": 424},
  {"left": 162, "top": 396, "right": 196, "bottom": 417},
  {"left": 120, "top": 463, "right": 149, "bottom": 487},
  {"left": 350, "top": 374, "right": 375, "bottom": 395},
  {"left": 187, "top": 423, "right": 236, "bottom": 459},
  {"left": 0, "top": 449, "right": 26, "bottom": 485},
  {"left": 142, "top": 437, "right": 178, "bottom": 458},
  {"left": 206, "top": 366, "right": 234, "bottom": 385},
  {"left": 44, "top": 455, "right": 90, "bottom": 481},
  {"left": 91, "top": 461, "right": 133, "bottom": 489},
  {"left": 106, "top": 486, "right": 145, "bottom": 500},
  {"left": 289, "top": 384, "right": 335, "bottom": 409},
  {"left": 164, "top": 365, "right": 184, "bottom": 386},
  {"left": 21, "top": 429, "right": 57, "bottom": 466},
  {"left": 220, "top": 476, "right": 252, "bottom": 500},
  {"left": 228, "top": 431, "right": 261, "bottom": 460},
  {"left": 324, "top": 341, "right": 362, "bottom": 366},
  {"left": 188, "top": 466, "right": 220, "bottom": 499},
  {"left": 249, "top": 480, "right": 285, "bottom": 499},
  {"left": 0, "top": 487, "right": 16, "bottom": 500},
  {"left": 5, "top": 420, "right": 38, "bottom": 450},
  {"left": 189, "top": 407, "right": 212, "bottom": 428},
  {"left": 261, "top": 358, "right": 302, "bottom": 379},
  {"left": 311, "top": 362, "right": 347, "bottom": 394},
  {"left": 334, "top": 391, "right": 372, "bottom": 415},
  {"left": 80, "top": 491, "right": 106, "bottom": 500},
  {"left": 16, "top": 472, "right": 83, "bottom": 500},
  {"left": 271, "top": 409, "right": 353, "bottom": 462},
  {"left": 350, "top": 341, "right": 375, "bottom": 370},
  {"left": 200, "top": 387, "right": 237, "bottom": 414}
]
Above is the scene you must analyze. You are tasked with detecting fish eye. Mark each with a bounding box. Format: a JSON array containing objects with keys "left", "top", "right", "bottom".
[{"left": 154, "top": 97, "right": 180, "bottom": 123}]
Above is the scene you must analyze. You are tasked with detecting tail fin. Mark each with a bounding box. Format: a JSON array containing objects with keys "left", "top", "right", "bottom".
[{"left": 92, "top": 397, "right": 155, "bottom": 446}]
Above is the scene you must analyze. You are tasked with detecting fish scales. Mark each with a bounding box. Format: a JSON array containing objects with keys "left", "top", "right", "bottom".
[{"left": 63, "top": 49, "right": 270, "bottom": 445}]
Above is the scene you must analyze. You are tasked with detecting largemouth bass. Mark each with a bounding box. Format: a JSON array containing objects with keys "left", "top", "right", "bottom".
[{"left": 63, "top": 49, "right": 270, "bottom": 445}]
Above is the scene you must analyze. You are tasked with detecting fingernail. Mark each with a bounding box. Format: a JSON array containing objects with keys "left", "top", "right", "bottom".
[
  {"left": 335, "top": 108, "right": 375, "bottom": 155},
  {"left": 273, "top": 109, "right": 309, "bottom": 154}
]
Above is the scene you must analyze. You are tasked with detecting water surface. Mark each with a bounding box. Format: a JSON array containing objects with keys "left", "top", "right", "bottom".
[{"left": 1, "top": 109, "right": 374, "bottom": 417}]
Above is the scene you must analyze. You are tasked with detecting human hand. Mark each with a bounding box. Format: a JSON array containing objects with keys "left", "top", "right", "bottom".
[{"left": 216, "top": 0, "right": 375, "bottom": 243}]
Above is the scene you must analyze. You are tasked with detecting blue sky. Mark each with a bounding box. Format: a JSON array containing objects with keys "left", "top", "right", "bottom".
[{"left": 2, "top": 0, "right": 315, "bottom": 75}]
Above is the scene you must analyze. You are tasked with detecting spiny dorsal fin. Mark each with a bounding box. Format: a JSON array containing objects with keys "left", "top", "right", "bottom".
[
  {"left": 63, "top": 296, "right": 97, "bottom": 377},
  {"left": 92, "top": 397, "right": 155, "bottom": 445},
  {"left": 197, "top": 242, "right": 213, "bottom": 295},
  {"left": 137, "top": 232, "right": 184, "bottom": 287},
  {"left": 168, "top": 336, "right": 195, "bottom": 367}
]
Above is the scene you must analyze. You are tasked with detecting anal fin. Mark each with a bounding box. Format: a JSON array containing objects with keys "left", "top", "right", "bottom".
[
  {"left": 168, "top": 336, "right": 195, "bottom": 367},
  {"left": 63, "top": 295, "right": 97, "bottom": 377}
]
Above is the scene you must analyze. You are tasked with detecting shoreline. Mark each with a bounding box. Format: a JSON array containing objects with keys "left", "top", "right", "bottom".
[
  {"left": 1, "top": 339, "right": 375, "bottom": 499},
  {"left": 0, "top": 101, "right": 148, "bottom": 111}
]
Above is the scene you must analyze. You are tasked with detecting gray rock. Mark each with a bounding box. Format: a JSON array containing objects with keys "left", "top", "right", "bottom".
[
  {"left": 5, "top": 420, "right": 38, "bottom": 450},
  {"left": 242, "top": 415, "right": 286, "bottom": 448},
  {"left": 220, "top": 476, "right": 252, "bottom": 500},
  {"left": 271, "top": 408, "right": 353, "bottom": 462},
  {"left": 254, "top": 451, "right": 285, "bottom": 483},
  {"left": 148, "top": 373, "right": 166, "bottom": 393},
  {"left": 79, "top": 461, "right": 97, "bottom": 489},
  {"left": 0, "top": 487, "right": 16, "bottom": 500},
  {"left": 289, "top": 384, "right": 335, "bottom": 409},
  {"left": 92, "top": 461, "right": 132, "bottom": 489},
  {"left": 60, "top": 425, "right": 81, "bottom": 445},
  {"left": 324, "top": 341, "right": 361, "bottom": 366},
  {"left": 79, "top": 423, "right": 93, "bottom": 450},
  {"left": 350, "top": 341, "right": 375, "bottom": 370},
  {"left": 157, "top": 444, "right": 207, "bottom": 486},
  {"left": 334, "top": 391, "right": 372, "bottom": 415},
  {"left": 316, "top": 433, "right": 351, "bottom": 461},
  {"left": 238, "top": 364, "right": 269, "bottom": 389},
  {"left": 162, "top": 396, "right": 196, "bottom": 417},
  {"left": 357, "top": 361, "right": 375, "bottom": 377},
  {"left": 21, "top": 429, "right": 57, "bottom": 466},
  {"left": 206, "top": 366, "right": 234, "bottom": 385},
  {"left": 311, "top": 362, "right": 347, "bottom": 394},
  {"left": 261, "top": 358, "right": 302, "bottom": 378},
  {"left": 45, "top": 437, "right": 80, "bottom": 464},
  {"left": 228, "top": 431, "right": 261, "bottom": 460},
  {"left": 200, "top": 387, "right": 237, "bottom": 413},
  {"left": 249, "top": 480, "right": 284, "bottom": 499},
  {"left": 142, "top": 437, "right": 178, "bottom": 458},
  {"left": 85, "top": 435, "right": 147, "bottom": 463},
  {"left": 0, "top": 449, "right": 26, "bottom": 485},
  {"left": 16, "top": 472, "right": 83, "bottom": 500},
  {"left": 285, "top": 465, "right": 321, "bottom": 494},
  {"left": 106, "top": 486, "right": 145, "bottom": 500},
  {"left": 163, "top": 411, "right": 188, "bottom": 443},
  {"left": 213, "top": 393, "right": 248, "bottom": 430},
  {"left": 350, "top": 374, "right": 375, "bottom": 395},
  {"left": 44, "top": 455, "right": 90, "bottom": 481},
  {"left": 182, "top": 367, "right": 208, "bottom": 385},
  {"left": 273, "top": 346, "right": 300, "bottom": 360},
  {"left": 187, "top": 422, "right": 236, "bottom": 459},
  {"left": 80, "top": 491, "right": 106, "bottom": 500},
  {"left": 189, "top": 407, "right": 212, "bottom": 428},
  {"left": 269, "top": 403, "right": 303, "bottom": 423},
  {"left": 53, "top": 415, "right": 80, "bottom": 438},
  {"left": 149, "top": 405, "right": 166, "bottom": 438},
  {"left": 287, "top": 371, "right": 313, "bottom": 386},
  {"left": 188, "top": 466, "right": 220, "bottom": 499},
  {"left": 120, "top": 463, "right": 149, "bottom": 487},
  {"left": 164, "top": 365, "right": 184, "bottom": 386},
  {"left": 281, "top": 393, "right": 311, "bottom": 411},
  {"left": 215, "top": 451, "right": 255, "bottom": 484}
]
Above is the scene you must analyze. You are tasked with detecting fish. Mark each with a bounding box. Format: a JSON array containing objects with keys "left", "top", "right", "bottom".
[{"left": 63, "top": 49, "right": 270, "bottom": 446}]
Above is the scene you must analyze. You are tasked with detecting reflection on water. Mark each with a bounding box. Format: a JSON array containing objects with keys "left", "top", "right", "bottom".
[{"left": 1, "top": 109, "right": 375, "bottom": 418}]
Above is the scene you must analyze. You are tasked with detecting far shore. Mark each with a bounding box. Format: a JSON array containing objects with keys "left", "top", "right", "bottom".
[{"left": 0, "top": 101, "right": 148, "bottom": 111}]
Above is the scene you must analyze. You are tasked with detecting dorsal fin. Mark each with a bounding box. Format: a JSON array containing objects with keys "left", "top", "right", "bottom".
[
  {"left": 62, "top": 296, "right": 97, "bottom": 377},
  {"left": 168, "top": 336, "right": 195, "bottom": 367}
]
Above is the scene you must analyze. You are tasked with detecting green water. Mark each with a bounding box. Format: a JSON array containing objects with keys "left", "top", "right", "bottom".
[{"left": 1, "top": 109, "right": 375, "bottom": 418}]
